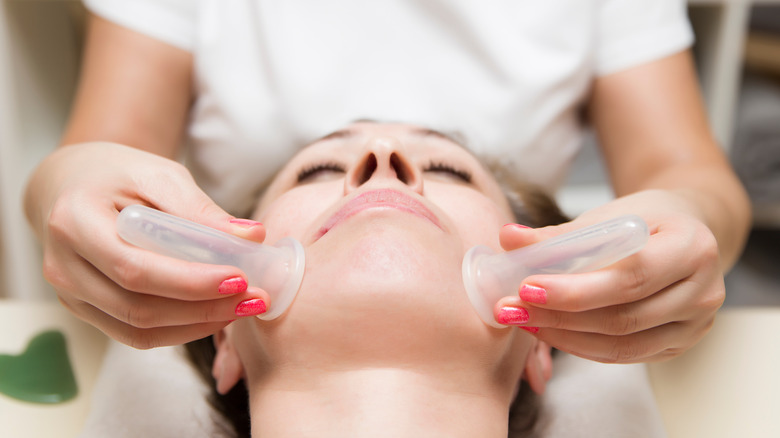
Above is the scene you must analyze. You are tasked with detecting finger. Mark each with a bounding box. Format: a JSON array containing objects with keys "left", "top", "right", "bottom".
[
  {"left": 497, "top": 283, "right": 677, "bottom": 335},
  {"left": 127, "top": 162, "right": 244, "bottom": 235},
  {"left": 108, "top": 156, "right": 266, "bottom": 240},
  {"left": 228, "top": 218, "right": 267, "bottom": 242},
  {"left": 518, "top": 229, "right": 696, "bottom": 312},
  {"left": 533, "top": 321, "right": 702, "bottom": 364},
  {"left": 498, "top": 217, "right": 613, "bottom": 252},
  {"left": 498, "top": 224, "right": 538, "bottom": 251},
  {"left": 96, "top": 244, "right": 248, "bottom": 301},
  {"left": 68, "top": 205, "right": 250, "bottom": 300},
  {"left": 61, "top": 255, "right": 270, "bottom": 328},
  {"left": 67, "top": 298, "right": 232, "bottom": 349},
  {"left": 499, "top": 223, "right": 574, "bottom": 252}
]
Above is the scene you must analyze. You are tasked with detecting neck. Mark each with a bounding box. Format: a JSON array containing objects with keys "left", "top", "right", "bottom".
[{"left": 247, "top": 367, "right": 514, "bottom": 438}]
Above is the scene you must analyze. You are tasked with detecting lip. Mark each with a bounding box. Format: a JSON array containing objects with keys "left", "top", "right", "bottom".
[{"left": 315, "top": 189, "right": 442, "bottom": 239}]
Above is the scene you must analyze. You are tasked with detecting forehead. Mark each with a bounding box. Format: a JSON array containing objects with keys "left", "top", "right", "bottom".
[{"left": 299, "top": 122, "right": 470, "bottom": 158}]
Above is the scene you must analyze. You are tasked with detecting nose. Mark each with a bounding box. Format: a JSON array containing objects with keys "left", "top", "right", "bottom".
[{"left": 345, "top": 136, "right": 423, "bottom": 194}]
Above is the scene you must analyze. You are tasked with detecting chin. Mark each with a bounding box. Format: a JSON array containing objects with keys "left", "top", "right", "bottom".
[
  {"left": 305, "top": 222, "right": 465, "bottom": 304},
  {"left": 249, "top": 225, "right": 510, "bottom": 369}
]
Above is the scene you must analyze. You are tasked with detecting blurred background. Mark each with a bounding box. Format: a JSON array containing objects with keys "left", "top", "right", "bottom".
[{"left": 1, "top": 0, "right": 778, "bottom": 306}]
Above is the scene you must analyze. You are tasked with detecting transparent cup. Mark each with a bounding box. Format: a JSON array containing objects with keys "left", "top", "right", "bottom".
[
  {"left": 462, "top": 215, "right": 649, "bottom": 328},
  {"left": 116, "top": 205, "right": 305, "bottom": 320}
]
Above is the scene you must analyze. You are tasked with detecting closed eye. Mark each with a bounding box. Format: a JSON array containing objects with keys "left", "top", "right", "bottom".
[
  {"left": 423, "top": 161, "right": 472, "bottom": 183},
  {"left": 297, "top": 162, "right": 345, "bottom": 183}
]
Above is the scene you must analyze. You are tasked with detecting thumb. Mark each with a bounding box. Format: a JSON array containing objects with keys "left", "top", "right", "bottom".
[
  {"left": 499, "top": 220, "right": 585, "bottom": 252},
  {"left": 139, "top": 169, "right": 266, "bottom": 243},
  {"left": 226, "top": 218, "right": 266, "bottom": 243},
  {"left": 499, "top": 224, "right": 539, "bottom": 251}
]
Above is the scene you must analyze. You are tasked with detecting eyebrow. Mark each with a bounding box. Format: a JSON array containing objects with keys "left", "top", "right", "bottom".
[
  {"left": 412, "top": 128, "right": 467, "bottom": 148},
  {"left": 314, "top": 129, "right": 355, "bottom": 143},
  {"left": 308, "top": 126, "right": 467, "bottom": 149}
]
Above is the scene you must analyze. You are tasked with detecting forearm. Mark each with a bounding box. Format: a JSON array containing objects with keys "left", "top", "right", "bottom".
[
  {"left": 588, "top": 50, "right": 751, "bottom": 272},
  {"left": 60, "top": 13, "right": 193, "bottom": 157}
]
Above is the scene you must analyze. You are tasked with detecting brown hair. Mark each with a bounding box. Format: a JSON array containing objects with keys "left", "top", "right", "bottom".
[{"left": 184, "top": 159, "right": 567, "bottom": 437}]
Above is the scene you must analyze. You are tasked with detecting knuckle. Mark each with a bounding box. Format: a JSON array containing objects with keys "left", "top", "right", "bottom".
[
  {"left": 605, "top": 336, "right": 644, "bottom": 364},
  {"left": 620, "top": 262, "right": 649, "bottom": 300},
  {"left": 698, "top": 284, "right": 726, "bottom": 313},
  {"left": 691, "top": 225, "right": 720, "bottom": 268},
  {"left": 42, "top": 253, "right": 70, "bottom": 290},
  {"left": 46, "top": 196, "right": 72, "bottom": 231},
  {"left": 56, "top": 296, "right": 87, "bottom": 321},
  {"left": 163, "top": 161, "right": 193, "bottom": 184},
  {"left": 113, "top": 253, "right": 150, "bottom": 292},
  {"left": 545, "top": 309, "right": 567, "bottom": 329},
  {"left": 604, "top": 305, "right": 639, "bottom": 335},
  {"left": 658, "top": 347, "right": 686, "bottom": 361},
  {"left": 197, "top": 302, "right": 223, "bottom": 324},
  {"left": 121, "top": 329, "right": 164, "bottom": 350},
  {"left": 167, "top": 159, "right": 190, "bottom": 176},
  {"left": 564, "top": 290, "right": 587, "bottom": 312},
  {"left": 119, "top": 298, "right": 159, "bottom": 329},
  {"left": 698, "top": 315, "right": 717, "bottom": 336}
]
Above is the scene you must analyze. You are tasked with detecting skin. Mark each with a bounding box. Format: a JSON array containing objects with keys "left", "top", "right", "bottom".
[
  {"left": 24, "top": 14, "right": 750, "bottom": 362},
  {"left": 211, "top": 123, "right": 549, "bottom": 437}
]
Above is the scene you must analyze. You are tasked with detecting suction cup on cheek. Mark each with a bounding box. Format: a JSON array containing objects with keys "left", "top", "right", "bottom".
[
  {"left": 116, "top": 205, "right": 305, "bottom": 319},
  {"left": 462, "top": 215, "right": 649, "bottom": 328}
]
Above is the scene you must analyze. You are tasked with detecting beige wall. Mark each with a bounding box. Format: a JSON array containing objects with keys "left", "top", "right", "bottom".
[{"left": 0, "top": 1, "right": 84, "bottom": 299}]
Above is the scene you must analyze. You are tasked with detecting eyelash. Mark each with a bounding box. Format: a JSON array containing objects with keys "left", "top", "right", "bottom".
[
  {"left": 296, "top": 160, "right": 472, "bottom": 183},
  {"left": 296, "top": 162, "right": 345, "bottom": 182},
  {"left": 424, "top": 161, "right": 472, "bottom": 183}
]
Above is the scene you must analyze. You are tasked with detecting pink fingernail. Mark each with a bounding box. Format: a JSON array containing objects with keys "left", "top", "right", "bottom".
[
  {"left": 519, "top": 326, "right": 540, "bottom": 334},
  {"left": 230, "top": 218, "right": 262, "bottom": 228},
  {"left": 519, "top": 284, "right": 547, "bottom": 304},
  {"left": 218, "top": 277, "right": 247, "bottom": 294},
  {"left": 503, "top": 223, "right": 531, "bottom": 230},
  {"left": 496, "top": 307, "right": 530, "bottom": 325},
  {"left": 235, "top": 298, "right": 267, "bottom": 316}
]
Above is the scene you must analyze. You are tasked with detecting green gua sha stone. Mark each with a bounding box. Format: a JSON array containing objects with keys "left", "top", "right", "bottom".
[{"left": 0, "top": 330, "right": 78, "bottom": 404}]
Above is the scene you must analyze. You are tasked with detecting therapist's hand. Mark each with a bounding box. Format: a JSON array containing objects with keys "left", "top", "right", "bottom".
[
  {"left": 25, "top": 142, "right": 270, "bottom": 349},
  {"left": 495, "top": 190, "right": 725, "bottom": 363}
]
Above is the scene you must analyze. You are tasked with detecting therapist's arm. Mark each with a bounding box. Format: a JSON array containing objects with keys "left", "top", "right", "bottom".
[
  {"left": 24, "top": 13, "right": 269, "bottom": 349},
  {"left": 497, "top": 50, "right": 751, "bottom": 363},
  {"left": 61, "top": 13, "right": 193, "bottom": 156},
  {"left": 589, "top": 49, "right": 750, "bottom": 270}
]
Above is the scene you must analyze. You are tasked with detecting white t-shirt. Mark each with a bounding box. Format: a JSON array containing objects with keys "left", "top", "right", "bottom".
[{"left": 84, "top": 0, "right": 693, "bottom": 215}]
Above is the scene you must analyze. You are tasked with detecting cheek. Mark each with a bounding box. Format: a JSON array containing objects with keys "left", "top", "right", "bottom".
[
  {"left": 256, "top": 184, "right": 342, "bottom": 243},
  {"left": 428, "top": 186, "right": 511, "bottom": 252}
]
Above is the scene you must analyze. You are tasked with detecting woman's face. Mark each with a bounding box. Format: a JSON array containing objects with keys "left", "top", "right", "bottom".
[{"left": 231, "top": 122, "right": 530, "bottom": 379}]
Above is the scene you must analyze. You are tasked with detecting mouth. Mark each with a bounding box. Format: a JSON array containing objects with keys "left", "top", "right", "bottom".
[{"left": 315, "top": 189, "right": 442, "bottom": 239}]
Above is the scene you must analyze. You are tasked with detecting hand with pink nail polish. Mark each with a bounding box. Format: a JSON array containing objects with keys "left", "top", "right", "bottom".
[
  {"left": 24, "top": 142, "right": 271, "bottom": 349},
  {"left": 496, "top": 189, "right": 742, "bottom": 364}
]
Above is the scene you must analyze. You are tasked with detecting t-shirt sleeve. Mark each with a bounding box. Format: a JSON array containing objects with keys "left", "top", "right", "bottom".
[
  {"left": 594, "top": 0, "right": 694, "bottom": 76},
  {"left": 82, "top": 0, "right": 197, "bottom": 52}
]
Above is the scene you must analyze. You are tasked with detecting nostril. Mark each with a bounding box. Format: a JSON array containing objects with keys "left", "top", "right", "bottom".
[
  {"left": 358, "top": 154, "right": 377, "bottom": 186},
  {"left": 390, "top": 153, "right": 411, "bottom": 184}
]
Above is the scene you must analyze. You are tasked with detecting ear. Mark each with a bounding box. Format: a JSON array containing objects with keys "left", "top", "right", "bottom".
[
  {"left": 523, "top": 340, "right": 553, "bottom": 395},
  {"left": 212, "top": 326, "right": 245, "bottom": 395}
]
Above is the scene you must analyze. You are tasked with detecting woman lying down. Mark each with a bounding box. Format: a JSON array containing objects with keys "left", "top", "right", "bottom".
[{"left": 185, "top": 121, "right": 573, "bottom": 437}]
